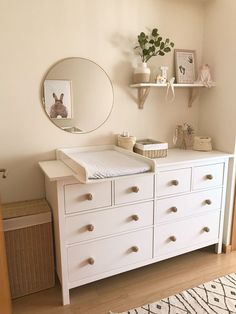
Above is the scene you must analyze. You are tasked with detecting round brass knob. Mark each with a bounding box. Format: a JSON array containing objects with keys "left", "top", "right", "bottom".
[
  {"left": 171, "top": 180, "right": 179, "bottom": 186},
  {"left": 203, "top": 227, "right": 210, "bottom": 233},
  {"left": 132, "top": 215, "right": 139, "bottom": 221},
  {"left": 206, "top": 174, "right": 213, "bottom": 180},
  {"left": 169, "top": 236, "right": 177, "bottom": 242},
  {"left": 132, "top": 186, "right": 139, "bottom": 193},
  {"left": 87, "top": 224, "right": 94, "bottom": 232},
  {"left": 205, "top": 199, "right": 212, "bottom": 205},
  {"left": 170, "top": 206, "right": 178, "bottom": 213},
  {"left": 86, "top": 193, "right": 93, "bottom": 201},
  {"left": 131, "top": 246, "right": 139, "bottom": 252},
  {"left": 88, "top": 257, "right": 95, "bottom": 265}
]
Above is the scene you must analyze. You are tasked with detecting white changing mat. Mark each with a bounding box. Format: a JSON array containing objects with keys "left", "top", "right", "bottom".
[{"left": 68, "top": 150, "right": 151, "bottom": 179}]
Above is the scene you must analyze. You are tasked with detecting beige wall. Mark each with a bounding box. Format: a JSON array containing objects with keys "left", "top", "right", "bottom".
[
  {"left": 199, "top": 0, "right": 236, "bottom": 153},
  {"left": 0, "top": 0, "right": 205, "bottom": 202},
  {"left": 198, "top": 0, "right": 236, "bottom": 244}
]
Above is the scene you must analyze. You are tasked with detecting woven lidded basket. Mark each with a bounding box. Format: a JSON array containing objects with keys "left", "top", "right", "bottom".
[{"left": 2, "top": 199, "right": 55, "bottom": 298}]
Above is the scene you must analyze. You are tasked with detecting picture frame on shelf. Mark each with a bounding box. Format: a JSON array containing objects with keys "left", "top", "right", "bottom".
[
  {"left": 43, "top": 79, "right": 73, "bottom": 119},
  {"left": 174, "top": 49, "right": 197, "bottom": 84}
]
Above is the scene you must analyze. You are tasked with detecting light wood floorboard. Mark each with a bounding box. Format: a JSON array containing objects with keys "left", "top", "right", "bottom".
[{"left": 12, "top": 247, "right": 236, "bottom": 314}]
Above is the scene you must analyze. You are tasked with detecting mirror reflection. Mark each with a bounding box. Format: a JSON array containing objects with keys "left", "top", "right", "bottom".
[{"left": 42, "top": 58, "right": 113, "bottom": 133}]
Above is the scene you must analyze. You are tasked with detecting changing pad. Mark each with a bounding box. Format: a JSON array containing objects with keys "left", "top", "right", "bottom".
[{"left": 67, "top": 149, "right": 151, "bottom": 179}]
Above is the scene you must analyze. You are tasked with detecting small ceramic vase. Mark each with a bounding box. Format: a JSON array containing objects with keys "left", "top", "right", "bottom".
[{"left": 133, "top": 62, "right": 150, "bottom": 83}]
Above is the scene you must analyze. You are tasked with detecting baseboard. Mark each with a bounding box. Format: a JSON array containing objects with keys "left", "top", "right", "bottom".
[{"left": 223, "top": 244, "right": 232, "bottom": 254}]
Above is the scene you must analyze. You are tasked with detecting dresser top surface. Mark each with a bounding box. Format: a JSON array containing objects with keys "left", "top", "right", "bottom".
[
  {"left": 39, "top": 149, "right": 233, "bottom": 181},
  {"left": 155, "top": 149, "right": 233, "bottom": 167}
]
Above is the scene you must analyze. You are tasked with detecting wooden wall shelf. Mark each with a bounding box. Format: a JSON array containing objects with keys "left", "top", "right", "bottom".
[{"left": 130, "top": 83, "right": 216, "bottom": 109}]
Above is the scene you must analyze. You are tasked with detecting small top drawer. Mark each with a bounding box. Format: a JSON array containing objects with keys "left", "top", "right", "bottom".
[
  {"left": 192, "top": 163, "right": 224, "bottom": 190},
  {"left": 156, "top": 168, "right": 191, "bottom": 197},
  {"left": 64, "top": 181, "right": 112, "bottom": 214},
  {"left": 114, "top": 175, "right": 154, "bottom": 205}
]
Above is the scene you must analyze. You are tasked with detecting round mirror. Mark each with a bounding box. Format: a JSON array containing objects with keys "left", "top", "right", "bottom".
[{"left": 42, "top": 58, "right": 114, "bottom": 133}]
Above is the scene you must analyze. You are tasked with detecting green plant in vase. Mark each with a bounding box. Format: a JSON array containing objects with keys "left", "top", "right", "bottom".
[{"left": 133, "top": 28, "right": 174, "bottom": 83}]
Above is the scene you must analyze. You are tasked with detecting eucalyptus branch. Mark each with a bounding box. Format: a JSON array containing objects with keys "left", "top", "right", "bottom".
[{"left": 134, "top": 28, "right": 174, "bottom": 63}]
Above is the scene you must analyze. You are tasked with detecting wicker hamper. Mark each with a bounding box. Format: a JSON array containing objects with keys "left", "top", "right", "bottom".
[{"left": 2, "top": 199, "right": 55, "bottom": 299}]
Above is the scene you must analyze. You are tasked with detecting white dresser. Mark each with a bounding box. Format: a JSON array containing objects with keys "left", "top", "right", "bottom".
[{"left": 39, "top": 149, "right": 231, "bottom": 305}]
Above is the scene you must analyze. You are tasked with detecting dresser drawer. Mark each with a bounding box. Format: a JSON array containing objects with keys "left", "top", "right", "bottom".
[
  {"left": 154, "top": 212, "right": 220, "bottom": 258},
  {"left": 192, "top": 163, "right": 224, "bottom": 190},
  {"left": 67, "top": 228, "right": 153, "bottom": 282},
  {"left": 156, "top": 188, "right": 222, "bottom": 223},
  {"left": 66, "top": 201, "right": 154, "bottom": 244},
  {"left": 64, "top": 181, "right": 112, "bottom": 214},
  {"left": 156, "top": 168, "right": 191, "bottom": 197},
  {"left": 114, "top": 175, "right": 154, "bottom": 205}
]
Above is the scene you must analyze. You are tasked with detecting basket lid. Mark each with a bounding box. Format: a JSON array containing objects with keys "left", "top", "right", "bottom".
[{"left": 2, "top": 199, "right": 51, "bottom": 220}]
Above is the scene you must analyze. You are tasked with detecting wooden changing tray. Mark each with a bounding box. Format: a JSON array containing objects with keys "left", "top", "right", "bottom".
[{"left": 56, "top": 145, "right": 155, "bottom": 183}]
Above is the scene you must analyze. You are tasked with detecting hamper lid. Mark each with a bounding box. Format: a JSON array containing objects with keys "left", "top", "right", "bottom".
[{"left": 2, "top": 199, "right": 51, "bottom": 220}]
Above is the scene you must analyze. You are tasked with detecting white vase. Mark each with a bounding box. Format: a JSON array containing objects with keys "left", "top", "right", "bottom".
[{"left": 133, "top": 62, "right": 151, "bottom": 83}]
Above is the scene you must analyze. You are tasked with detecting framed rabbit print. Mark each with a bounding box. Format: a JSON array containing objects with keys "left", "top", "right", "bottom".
[
  {"left": 43, "top": 80, "right": 73, "bottom": 119},
  {"left": 174, "top": 49, "right": 197, "bottom": 84}
]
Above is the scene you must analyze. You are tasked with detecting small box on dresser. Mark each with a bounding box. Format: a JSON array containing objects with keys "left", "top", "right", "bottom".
[{"left": 134, "top": 139, "right": 168, "bottom": 158}]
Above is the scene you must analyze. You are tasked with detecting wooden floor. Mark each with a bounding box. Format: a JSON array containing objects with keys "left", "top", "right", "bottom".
[{"left": 12, "top": 247, "right": 236, "bottom": 314}]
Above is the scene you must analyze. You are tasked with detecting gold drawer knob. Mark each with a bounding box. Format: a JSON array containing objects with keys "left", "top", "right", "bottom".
[
  {"left": 170, "top": 206, "right": 178, "bottom": 213},
  {"left": 206, "top": 174, "right": 213, "bottom": 180},
  {"left": 88, "top": 257, "right": 95, "bottom": 265},
  {"left": 87, "top": 224, "right": 94, "bottom": 232},
  {"left": 203, "top": 227, "right": 210, "bottom": 233},
  {"left": 132, "top": 215, "right": 139, "bottom": 221},
  {"left": 131, "top": 246, "right": 139, "bottom": 252},
  {"left": 86, "top": 193, "right": 93, "bottom": 201},
  {"left": 205, "top": 199, "right": 212, "bottom": 205},
  {"left": 169, "top": 236, "right": 177, "bottom": 242},
  {"left": 132, "top": 186, "right": 139, "bottom": 193},
  {"left": 171, "top": 180, "right": 179, "bottom": 186}
]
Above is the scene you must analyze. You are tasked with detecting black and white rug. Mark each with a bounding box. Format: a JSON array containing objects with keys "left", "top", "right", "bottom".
[{"left": 110, "top": 273, "right": 236, "bottom": 313}]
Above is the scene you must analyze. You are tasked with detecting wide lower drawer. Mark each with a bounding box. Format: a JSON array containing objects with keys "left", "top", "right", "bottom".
[
  {"left": 154, "top": 212, "right": 220, "bottom": 258},
  {"left": 156, "top": 168, "right": 191, "bottom": 197},
  {"left": 67, "top": 228, "right": 153, "bottom": 282},
  {"left": 192, "top": 163, "right": 224, "bottom": 190},
  {"left": 156, "top": 188, "right": 222, "bottom": 223},
  {"left": 64, "top": 181, "right": 112, "bottom": 214},
  {"left": 114, "top": 175, "right": 154, "bottom": 205},
  {"left": 66, "top": 201, "right": 154, "bottom": 244}
]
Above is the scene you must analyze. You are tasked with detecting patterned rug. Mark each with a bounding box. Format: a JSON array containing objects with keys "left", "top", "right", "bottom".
[{"left": 109, "top": 273, "right": 236, "bottom": 313}]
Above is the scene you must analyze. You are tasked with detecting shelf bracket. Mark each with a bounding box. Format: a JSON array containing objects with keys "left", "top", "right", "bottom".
[
  {"left": 138, "top": 87, "right": 150, "bottom": 109},
  {"left": 130, "top": 83, "right": 215, "bottom": 109},
  {"left": 189, "top": 88, "right": 199, "bottom": 107}
]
